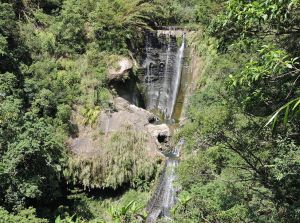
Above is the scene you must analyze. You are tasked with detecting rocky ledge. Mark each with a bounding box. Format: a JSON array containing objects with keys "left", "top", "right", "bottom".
[
  {"left": 69, "top": 97, "right": 170, "bottom": 157},
  {"left": 108, "top": 57, "right": 133, "bottom": 81}
]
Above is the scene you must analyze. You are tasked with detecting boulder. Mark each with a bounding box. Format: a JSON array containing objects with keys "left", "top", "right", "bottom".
[
  {"left": 99, "top": 97, "right": 156, "bottom": 132},
  {"left": 147, "top": 124, "right": 170, "bottom": 143},
  {"left": 68, "top": 110, "right": 103, "bottom": 156},
  {"left": 69, "top": 97, "right": 169, "bottom": 157},
  {"left": 108, "top": 58, "right": 133, "bottom": 81}
]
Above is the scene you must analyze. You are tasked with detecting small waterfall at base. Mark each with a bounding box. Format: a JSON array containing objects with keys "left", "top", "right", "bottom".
[{"left": 146, "top": 140, "right": 184, "bottom": 223}]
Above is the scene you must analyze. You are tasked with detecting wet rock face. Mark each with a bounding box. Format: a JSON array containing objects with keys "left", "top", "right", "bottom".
[{"left": 138, "top": 30, "right": 185, "bottom": 118}]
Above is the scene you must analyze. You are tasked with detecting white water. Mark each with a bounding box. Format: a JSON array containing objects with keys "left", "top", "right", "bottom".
[
  {"left": 144, "top": 30, "right": 186, "bottom": 222},
  {"left": 144, "top": 30, "right": 186, "bottom": 120},
  {"left": 158, "top": 29, "right": 172, "bottom": 115},
  {"left": 168, "top": 34, "right": 185, "bottom": 119},
  {"left": 161, "top": 160, "right": 176, "bottom": 215},
  {"left": 146, "top": 139, "right": 184, "bottom": 222}
]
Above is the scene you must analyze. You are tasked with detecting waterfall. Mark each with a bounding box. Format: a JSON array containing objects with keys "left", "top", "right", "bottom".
[
  {"left": 143, "top": 30, "right": 186, "bottom": 120},
  {"left": 168, "top": 34, "right": 185, "bottom": 119},
  {"left": 146, "top": 140, "right": 184, "bottom": 222},
  {"left": 142, "top": 29, "right": 187, "bottom": 222},
  {"left": 161, "top": 160, "right": 176, "bottom": 216},
  {"left": 158, "top": 29, "right": 172, "bottom": 116}
]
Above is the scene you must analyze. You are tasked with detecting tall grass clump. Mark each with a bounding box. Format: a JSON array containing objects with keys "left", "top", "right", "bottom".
[{"left": 66, "top": 128, "right": 159, "bottom": 190}]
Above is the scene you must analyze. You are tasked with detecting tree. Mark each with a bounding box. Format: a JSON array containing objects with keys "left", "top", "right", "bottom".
[{"left": 0, "top": 115, "right": 66, "bottom": 210}]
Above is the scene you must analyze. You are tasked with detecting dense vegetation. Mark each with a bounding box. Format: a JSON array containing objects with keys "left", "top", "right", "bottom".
[
  {"left": 66, "top": 128, "right": 158, "bottom": 190},
  {"left": 1, "top": 0, "right": 299, "bottom": 222},
  {"left": 173, "top": 0, "right": 300, "bottom": 222},
  {"left": 0, "top": 0, "right": 165, "bottom": 221}
]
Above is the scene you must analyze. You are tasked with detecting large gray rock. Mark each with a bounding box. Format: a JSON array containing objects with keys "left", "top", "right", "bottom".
[
  {"left": 108, "top": 58, "right": 133, "bottom": 81},
  {"left": 147, "top": 124, "right": 170, "bottom": 143},
  {"left": 99, "top": 97, "right": 170, "bottom": 148},
  {"left": 68, "top": 110, "right": 103, "bottom": 156},
  {"left": 69, "top": 97, "right": 170, "bottom": 157},
  {"left": 99, "top": 97, "right": 156, "bottom": 133}
]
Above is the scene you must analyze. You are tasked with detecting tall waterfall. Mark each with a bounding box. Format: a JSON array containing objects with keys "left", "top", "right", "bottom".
[
  {"left": 141, "top": 28, "right": 187, "bottom": 222},
  {"left": 168, "top": 34, "right": 185, "bottom": 119},
  {"left": 142, "top": 30, "right": 186, "bottom": 119}
]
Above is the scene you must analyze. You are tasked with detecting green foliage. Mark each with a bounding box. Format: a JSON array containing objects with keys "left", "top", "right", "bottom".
[
  {"left": 212, "top": 0, "right": 300, "bottom": 46},
  {"left": 225, "top": 0, "right": 297, "bottom": 28},
  {"left": 175, "top": 144, "right": 283, "bottom": 222},
  {"left": 230, "top": 45, "right": 299, "bottom": 87},
  {"left": 0, "top": 207, "right": 48, "bottom": 223},
  {"left": 0, "top": 115, "right": 67, "bottom": 210},
  {"left": 108, "top": 200, "right": 146, "bottom": 223},
  {"left": 228, "top": 44, "right": 300, "bottom": 115},
  {"left": 175, "top": 1, "right": 300, "bottom": 220},
  {"left": 53, "top": 0, "right": 159, "bottom": 54},
  {"left": 81, "top": 106, "right": 101, "bottom": 126},
  {"left": 1, "top": 0, "right": 169, "bottom": 219},
  {"left": 55, "top": 215, "right": 81, "bottom": 223},
  {"left": 266, "top": 97, "right": 300, "bottom": 128},
  {"left": 193, "top": 0, "right": 223, "bottom": 26},
  {"left": 66, "top": 128, "right": 158, "bottom": 190},
  {"left": 2, "top": 0, "right": 299, "bottom": 222},
  {"left": 52, "top": 189, "right": 149, "bottom": 223}
]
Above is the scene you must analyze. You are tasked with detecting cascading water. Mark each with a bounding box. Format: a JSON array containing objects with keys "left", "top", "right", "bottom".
[
  {"left": 143, "top": 29, "right": 186, "bottom": 119},
  {"left": 168, "top": 34, "right": 185, "bottom": 119},
  {"left": 141, "top": 28, "right": 188, "bottom": 222},
  {"left": 141, "top": 27, "right": 186, "bottom": 222},
  {"left": 146, "top": 140, "right": 184, "bottom": 222}
]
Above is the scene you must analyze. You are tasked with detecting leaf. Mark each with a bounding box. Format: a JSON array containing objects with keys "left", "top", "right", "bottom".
[
  {"left": 272, "top": 114, "right": 278, "bottom": 130},
  {"left": 120, "top": 201, "right": 135, "bottom": 215},
  {"left": 55, "top": 216, "right": 61, "bottom": 223},
  {"left": 292, "top": 57, "right": 299, "bottom": 63},
  {"left": 262, "top": 14, "right": 268, "bottom": 21},
  {"left": 276, "top": 172, "right": 284, "bottom": 181},
  {"left": 266, "top": 98, "right": 300, "bottom": 128},
  {"left": 265, "top": 109, "right": 281, "bottom": 127},
  {"left": 283, "top": 105, "right": 290, "bottom": 125},
  {"left": 292, "top": 99, "right": 300, "bottom": 110}
]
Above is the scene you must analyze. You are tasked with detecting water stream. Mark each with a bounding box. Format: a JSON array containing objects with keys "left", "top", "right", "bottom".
[
  {"left": 143, "top": 29, "right": 187, "bottom": 222},
  {"left": 146, "top": 140, "right": 184, "bottom": 222},
  {"left": 168, "top": 33, "right": 185, "bottom": 119}
]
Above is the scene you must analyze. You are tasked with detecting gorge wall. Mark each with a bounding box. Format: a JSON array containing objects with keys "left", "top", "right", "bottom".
[{"left": 67, "top": 28, "right": 197, "bottom": 221}]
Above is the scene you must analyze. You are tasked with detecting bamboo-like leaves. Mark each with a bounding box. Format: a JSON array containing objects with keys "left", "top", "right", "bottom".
[
  {"left": 265, "top": 97, "right": 300, "bottom": 128},
  {"left": 108, "top": 200, "right": 144, "bottom": 222}
]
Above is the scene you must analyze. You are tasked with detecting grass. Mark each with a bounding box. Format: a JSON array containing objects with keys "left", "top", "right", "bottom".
[{"left": 66, "top": 127, "right": 160, "bottom": 190}]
